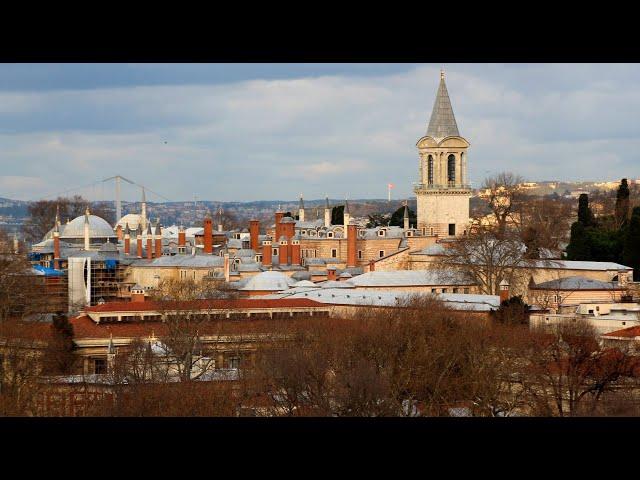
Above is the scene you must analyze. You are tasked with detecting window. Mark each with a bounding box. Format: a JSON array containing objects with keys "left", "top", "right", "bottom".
[
  {"left": 430, "top": 228, "right": 434, "bottom": 236},
  {"left": 378, "top": 230, "right": 385, "bottom": 237},
  {"left": 228, "top": 357, "right": 241, "bottom": 369},
  {"left": 427, "top": 155, "right": 434, "bottom": 185},
  {"left": 358, "top": 250, "right": 363, "bottom": 259},
  {"left": 448, "top": 224, "right": 456, "bottom": 236},
  {"left": 463, "top": 288, "right": 470, "bottom": 294},
  {"left": 379, "top": 250, "right": 385, "bottom": 258},
  {"left": 431, "top": 288, "right": 437, "bottom": 293},
  {"left": 273, "top": 248, "right": 278, "bottom": 256},
  {"left": 452, "top": 288, "right": 459, "bottom": 293},
  {"left": 93, "top": 358, "right": 107, "bottom": 375},
  {"left": 447, "top": 154, "right": 456, "bottom": 185},
  {"left": 442, "top": 288, "right": 448, "bottom": 293},
  {"left": 327, "top": 232, "right": 334, "bottom": 238},
  {"left": 331, "top": 248, "right": 337, "bottom": 258}
]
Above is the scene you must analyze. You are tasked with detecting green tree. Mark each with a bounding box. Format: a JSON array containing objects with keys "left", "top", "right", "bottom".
[
  {"left": 622, "top": 206, "right": 640, "bottom": 281},
  {"left": 331, "top": 205, "right": 344, "bottom": 225},
  {"left": 615, "top": 178, "right": 630, "bottom": 228},
  {"left": 491, "top": 295, "right": 530, "bottom": 325},
  {"left": 565, "top": 221, "right": 590, "bottom": 260},
  {"left": 577, "top": 193, "right": 594, "bottom": 226},
  {"left": 389, "top": 205, "right": 417, "bottom": 228}
]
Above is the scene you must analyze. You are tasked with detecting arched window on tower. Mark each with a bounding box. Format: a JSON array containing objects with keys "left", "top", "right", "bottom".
[
  {"left": 427, "top": 155, "right": 434, "bottom": 185},
  {"left": 447, "top": 154, "right": 456, "bottom": 186}
]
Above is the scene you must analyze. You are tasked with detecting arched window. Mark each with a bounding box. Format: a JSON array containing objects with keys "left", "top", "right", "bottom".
[
  {"left": 427, "top": 155, "right": 434, "bottom": 185},
  {"left": 447, "top": 154, "right": 456, "bottom": 185}
]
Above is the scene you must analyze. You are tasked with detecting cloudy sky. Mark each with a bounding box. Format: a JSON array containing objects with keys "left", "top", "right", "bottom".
[{"left": 1, "top": 63, "right": 638, "bottom": 202}]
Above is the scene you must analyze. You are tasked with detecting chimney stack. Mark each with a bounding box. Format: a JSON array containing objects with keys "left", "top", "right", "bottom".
[
  {"left": 124, "top": 223, "right": 131, "bottom": 255},
  {"left": 327, "top": 267, "right": 337, "bottom": 281},
  {"left": 291, "top": 238, "right": 301, "bottom": 266},
  {"left": 274, "top": 209, "right": 285, "bottom": 244},
  {"left": 223, "top": 253, "right": 230, "bottom": 282},
  {"left": 116, "top": 224, "right": 123, "bottom": 240},
  {"left": 249, "top": 219, "right": 260, "bottom": 252},
  {"left": 204, "top": 211, "right": 213, "bottom": 254},
  {"left": 53, "top": 225, "right": 60, "bottom": 270},
  {"left": 262, "top": 239, "right": 272, "bottom": 268},
  {"left": 154, "top": 221, "right": 162, "bottom": 258},
  {"left": 146, "top": 223, "right": 153, "bottom": 260},
  {"left": 136, "top": 225, "right": 143, "bottom": 258},
  {"left": 347, "top": 220, "right": 357, "bottom": 268},
  {"left": 178, "top": 224, "right": 186, "bottom": 254},
  {"left": 499, "top": 279, "right": 510, "bottom": 303}
]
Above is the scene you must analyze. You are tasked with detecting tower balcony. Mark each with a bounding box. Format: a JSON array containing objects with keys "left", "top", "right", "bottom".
[{"left": 413, "top": 182, "right": 472, "bottom": 193}]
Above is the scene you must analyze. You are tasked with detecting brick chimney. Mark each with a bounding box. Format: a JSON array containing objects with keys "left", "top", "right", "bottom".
[
  {"left": 327, "top": 267, "right": 337, "bottom": 281},
  {"left": 124, "top": 224, "right": 130, "bottom": 255},
  {"left": 249, "top": 219, "right": 260, "bottom": 252},
  {"left": 262, "top": 239, "right": 272, "bottom": 268},
  {"left": 499, "top": 279, "right": 510, "bottom": 303},
  {"left": 279, "top": 238, "right": 288, "bottom": 265},
  {"left": 146, "top": 229, "right": 153, "bottom": 260},
  {"left": 224, "top": 253, "right": 230, "bottom": 282},
  {"left": 178, "top": 225, "right": 186, "bottom": 254},
  {"left": 136, "top": 226, "right": 143, "bottom": 258},
  {"left": 204, "top": 213, "right": 213, "bottom": 254},
  {"left": 116, "top": 224, "right": 123, "bottom": 240},
  {"left": 347, "top": 221, "right": 357, "bottom": 268},
  {"left": 131, "top": 285, "right": 145, "bottom": 303},
  {"left": 154, "top": 222, "right": 162, "bottom": 258},
  {"left": 291, "top": 238, "right": 301, "bottom": 266}
]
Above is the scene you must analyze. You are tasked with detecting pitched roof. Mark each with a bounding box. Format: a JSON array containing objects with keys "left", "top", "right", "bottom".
[
  {"left": 84, "top": 297, "right": 323, "bottom": 313},
  {"left": 602, "top": 326, "right": 640, "bottom": 339},
  {"left": 426, "top": 72, "right": 460, "bottom": 139},
  {"left": 532, "top": 276, "right": 622, "bottom": 291}
]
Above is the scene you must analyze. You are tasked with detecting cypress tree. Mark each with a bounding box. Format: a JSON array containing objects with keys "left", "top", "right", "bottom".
[
  {"left": 566, "top": 221, "right": 591, "bottom": 260},
  {"left": 615, "top": 178, "right": 630, "bottom": 228},
  {"left": 622, "top": 206, "right": 640, "bottom": 281},
  {"left": 577, "top": 193, "right": 594, "bottom": 226}
]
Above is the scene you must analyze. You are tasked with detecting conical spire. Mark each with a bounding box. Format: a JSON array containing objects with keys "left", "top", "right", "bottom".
[
  {"left": 325, "top": 196, "right": 330, "bottom": 209},
  {"left": 426, "top": 70, "right": 460, "bottom": 139},
  {"left": 345, "top": 197, "right": 350, "bottom": 214},
  {"left": 155, "top": 218, "right": 161, "bottom": 236},
  {"left": 124, "top": 222, "right": 130, "bottom": 236},
  {"left": 299, "top": 194, "right": 304, "bottom": 210}
]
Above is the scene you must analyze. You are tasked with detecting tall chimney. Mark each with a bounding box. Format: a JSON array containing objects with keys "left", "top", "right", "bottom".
[
  {"left": 291, "top": 238, "right": 301, "bottom": 266},
  {"left": 178, "top": 225, "right": 186, "bottom": 254},
  {"left": 499, "top": 279, "right": 510, "bottom": 303},
  {"left": 124, "top": 223, "right": 131, "bottom": 255},
  {"left": 146, "top": 223, "right": 153, "bottom": 260},
  {"left": 204, "top": 212, "right": 213, "bottom": 254},
  {"left": 116, "top": 224, "right": 123, "bottom": 240},
  {"left": 136, "top": 225, "right": 143, "bottom": 258},
  {"left": 347, "top": 221, "right": 357, "bottom": 268},
  {"left": 249, "top": 219, "right": 260, "bottom": 252},
  {"left": 154, "top": 221, "right": 162, "bottom": 258},
  {"left": 262, "top": 239, "right": 272, "bottom": 268}
]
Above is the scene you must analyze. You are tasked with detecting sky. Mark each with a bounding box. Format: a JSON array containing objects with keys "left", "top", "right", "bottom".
[{"left": 1, "top": 63, "right": 639, "bottom": 202}]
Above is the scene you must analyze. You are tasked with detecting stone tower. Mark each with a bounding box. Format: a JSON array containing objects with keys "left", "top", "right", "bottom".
[{"left": 414, "top": 70, "right": 470, "bottom": 237}]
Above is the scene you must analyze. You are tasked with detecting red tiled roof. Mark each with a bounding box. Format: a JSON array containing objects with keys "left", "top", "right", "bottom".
[
  {"left": 70, "top": 313, "right": 328, "bottom": 340},
  {"left": 602, "top": 326, "right": 640, "bottom": 338},
  {"left": 84, "top": 298, "right": 324, "bottom": 313}
]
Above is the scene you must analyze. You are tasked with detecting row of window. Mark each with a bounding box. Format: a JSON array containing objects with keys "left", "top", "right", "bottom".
[
  {"left": 431, "top": 288, "right": 470, "bottom": 294},
  {"left": 425, "top": 154, "right": 461, "bottom": 185}
]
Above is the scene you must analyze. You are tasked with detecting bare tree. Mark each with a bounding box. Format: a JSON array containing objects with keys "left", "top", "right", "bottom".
[
  {"left": 431, "top": 228, "right": 528, "bottom": 295},
  {"left": 481, "top": 172, "right": 525, "bottom": 237}
]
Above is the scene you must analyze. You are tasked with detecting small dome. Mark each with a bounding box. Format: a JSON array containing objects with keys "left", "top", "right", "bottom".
[
  {"left": 60, "top": 214, "right": 116, "bottom": 240},
  {"left": 293, "top": 280, "right": 319, "bottom": 288},
  {"left": 116, "top": 213, "right": 145, "bottom": 232},
  {"left": 240, "top": 271, "right": 296, "bottom": 291},
  {"left": 99, "top": 242, "right": 118, "bottom": 253}
]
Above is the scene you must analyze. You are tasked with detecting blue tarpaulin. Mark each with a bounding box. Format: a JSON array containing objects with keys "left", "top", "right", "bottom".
[
  {"left": 32, "top": 264, "right": 64, "bottom": 276},
  {"left": 105, "top": 259, "right": 118, "bottom": 269}
]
